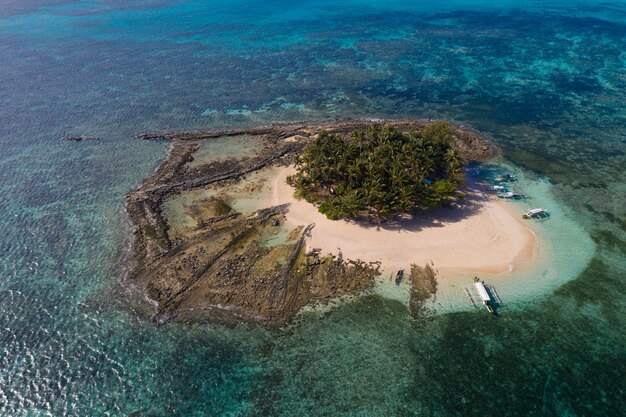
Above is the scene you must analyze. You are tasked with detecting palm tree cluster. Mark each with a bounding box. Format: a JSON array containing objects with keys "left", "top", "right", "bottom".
[{"left": 287, "top": 122, "right": 464, "bottom": 221}]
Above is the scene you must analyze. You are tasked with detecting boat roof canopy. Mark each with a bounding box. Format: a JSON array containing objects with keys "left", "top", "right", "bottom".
[{"left": 474, "top": 282, "right": 491, "bottom": 302}]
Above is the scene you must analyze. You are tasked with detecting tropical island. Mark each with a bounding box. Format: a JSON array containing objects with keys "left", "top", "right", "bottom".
[{"left": 124, "top": 119, "right": 534, "bottom": 328}]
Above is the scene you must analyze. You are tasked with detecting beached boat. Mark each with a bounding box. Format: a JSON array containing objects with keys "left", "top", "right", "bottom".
[
  {"left": 486, "top": 185, "right": 507, "bottom": 192},
  {"left": 473, "top": 277, "right": 494, "bottom": 313},
  {"left": 498, "top": 191, "right": 525, "bottom": 200},
  {"left": 523, "top": 208, "right": 549, "bottom": 219},
  {"left": 395, "top": 269, "right": 404, "bottom": 285},
  {"left": 496, "top": 174, "right": 517, "bottom": 183}
]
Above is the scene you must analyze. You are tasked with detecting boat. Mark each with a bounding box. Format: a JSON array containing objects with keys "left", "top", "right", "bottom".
[
  {"left": 486, "top": 185, "right": 507, "bottom": 193},
  {"left": 395, "top": 269, "right": 404, "bottom": 285},
  {"left": 522, "top": 208, "right": 549, "bottom": 219},
  {"left": 473, "top": 277, "right": 494, "bottom": 313},
  {"left": 496, "top": 174, "right": 517, "bottom": 183},
  {"left": 498, "top": 191, "right": 525, "bottom": 200}
]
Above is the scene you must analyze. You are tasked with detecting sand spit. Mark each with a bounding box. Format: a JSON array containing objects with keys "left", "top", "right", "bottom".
[{"left": 272, "top": 166, "right": 538, "bottom": 275}]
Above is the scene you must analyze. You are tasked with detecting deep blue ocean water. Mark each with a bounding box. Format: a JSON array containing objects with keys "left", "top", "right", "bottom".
[{"left": 0, "top": 1, "right": 624, "bottom": 415}]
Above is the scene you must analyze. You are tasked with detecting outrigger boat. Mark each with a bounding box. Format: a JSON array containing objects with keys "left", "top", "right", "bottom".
[
  {"left": 523, "top": 208, "right": 549, "bottom": 219},
  {"left": 473, "top": 277, "right": 494, "bottom": 314},
  {"left": 498, "top": 191, "right": 526, "bottom": 200},
  {"left": 496, "top": 174, "right": 517, "bottom": 183},
  {"left": 395, "top": 269, "right": 404, "bottom": 285},
  {"left": 486, "top": 185, "right": 507, "bottom": 193}
]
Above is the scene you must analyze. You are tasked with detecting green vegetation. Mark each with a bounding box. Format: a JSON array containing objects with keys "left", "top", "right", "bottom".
[{"left": 287, "top": 122, "right": 464, "bottom": 221}]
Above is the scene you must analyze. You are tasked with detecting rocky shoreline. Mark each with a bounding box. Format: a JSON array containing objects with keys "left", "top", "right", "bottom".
[{"left": 125, "top": 119, "right": 496, "bottom": 328}]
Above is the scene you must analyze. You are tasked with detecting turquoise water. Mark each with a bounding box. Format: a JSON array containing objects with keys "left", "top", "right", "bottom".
[
  {"left": 0, "top": 1, "right": 624, "bottom": 415},
  {"left": 421, "top": 163, "right": 597, "bottom": 314}
]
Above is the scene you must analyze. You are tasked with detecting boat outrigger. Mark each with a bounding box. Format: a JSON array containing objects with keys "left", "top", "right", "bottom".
[
  {"left": 473, "top": 277, "right": 495, "bottom": 314},
  {"left": 523, "top": 208, "right": 549, "bottom": 219}
]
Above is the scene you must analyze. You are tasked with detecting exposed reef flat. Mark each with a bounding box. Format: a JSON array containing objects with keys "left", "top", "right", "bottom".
[{"left": 125, "top": 119, "right": 496, "bottom": 327}]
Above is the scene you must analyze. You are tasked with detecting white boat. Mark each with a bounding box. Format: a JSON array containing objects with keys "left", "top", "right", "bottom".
[
  {"left": 523, "top": 208, "right": 549, "bottom": 219},
  {"left": 473, "top": 278, "right": 494, "bottom": 313},
  {"left": 487, "top": 185, "right": 506, "bottom": 192}
]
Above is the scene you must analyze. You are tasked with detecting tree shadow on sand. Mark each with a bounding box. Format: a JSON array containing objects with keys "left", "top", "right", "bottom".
[{"left": 350, "top": 177, "right": 492, "bottom": 233}]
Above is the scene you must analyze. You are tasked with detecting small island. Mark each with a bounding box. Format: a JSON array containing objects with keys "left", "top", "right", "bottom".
[{"left": 125, "top": 119, "right": 512, "bottom": 327}]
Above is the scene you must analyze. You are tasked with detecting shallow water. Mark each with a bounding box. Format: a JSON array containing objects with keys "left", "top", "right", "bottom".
[
  {"left": 0, "top": 1, "right": 624, "bottom": 416},
  {"left": 425, "top": 162, "right": 597, "bottom": 314},
  {"left": 189, "top": 134, "right": 264, "bottom": 167}
]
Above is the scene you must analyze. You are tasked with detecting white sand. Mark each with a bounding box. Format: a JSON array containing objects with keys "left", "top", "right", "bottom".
[{"left": 270, "top": 166, "right": 538, "bottom": 274}]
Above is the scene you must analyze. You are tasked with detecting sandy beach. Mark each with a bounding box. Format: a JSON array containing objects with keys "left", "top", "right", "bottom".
[{"left": 271, "top": 166, "right": 538, "bottom": 275}]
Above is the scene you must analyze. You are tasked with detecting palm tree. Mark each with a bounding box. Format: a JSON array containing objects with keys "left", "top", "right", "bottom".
[
  {"left": 287, "top": 123, "right": 462, "bottom": 222},
  {"left": 444, "top": 148, "right": 463, "bottom": 179}
]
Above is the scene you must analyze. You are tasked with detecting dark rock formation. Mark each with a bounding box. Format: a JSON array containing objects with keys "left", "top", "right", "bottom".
[{"left": 62, "top": 135, "right": 100, "bottom": 142}]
